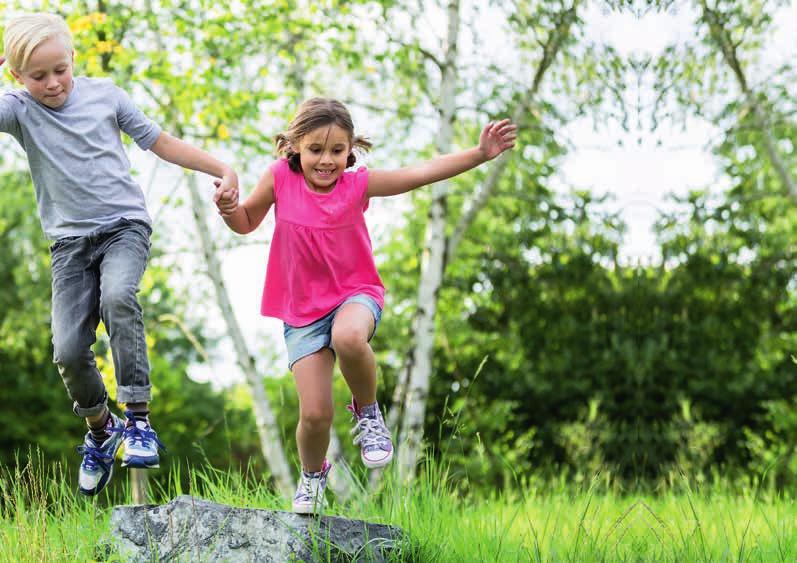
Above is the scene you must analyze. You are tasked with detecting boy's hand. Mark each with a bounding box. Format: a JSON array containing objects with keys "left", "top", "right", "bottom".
[
  {"left": 215, "top": 168, "right": 238, "bottom": 193},
  {"left": 478, "top": 119, "right": 518, "bottom": 160},
  {"left": 213, "top": 179, "right": 239, "bottom": 216}
]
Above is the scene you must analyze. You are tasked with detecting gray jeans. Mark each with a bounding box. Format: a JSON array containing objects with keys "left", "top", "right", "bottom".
[{"left": 50, "top": 218, "right": 152, "bottom": 417}]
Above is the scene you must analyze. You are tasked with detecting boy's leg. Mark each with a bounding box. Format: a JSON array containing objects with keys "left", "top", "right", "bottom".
[
  {"left": 97, "top": 221, "right": 163, "bottom": 468},
  {"left": 293, "top": 349, "right": 335, "bottom": 473},
  {"left": 97, "top": 222, "right": 152, "bottom": 406},
  {"left": 50, "top": 238, "right": 107, "bottom": 417},
  {"left": 51, "top": 237, "right": 125, "bottom": 495}
]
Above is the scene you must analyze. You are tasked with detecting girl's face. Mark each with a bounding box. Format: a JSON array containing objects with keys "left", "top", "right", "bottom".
[
  {"left": 296, "top": 124, "right": 351, "bottom": 192},
  {"left": 11, "top": 37, "right": 74, "bottom": 109}
]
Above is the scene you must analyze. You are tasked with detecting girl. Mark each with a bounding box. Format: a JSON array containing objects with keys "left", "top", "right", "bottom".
[{"left": 214, "top": 98, "right": 516, "bottom": 513}]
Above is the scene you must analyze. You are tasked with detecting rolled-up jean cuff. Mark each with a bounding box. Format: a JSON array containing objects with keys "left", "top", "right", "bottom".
[
  {"left": 72, "top": 391, "right": 108, "bottom": 417},
  {"left": 116, "top": 384, "right": 152, "bottom": 405}
]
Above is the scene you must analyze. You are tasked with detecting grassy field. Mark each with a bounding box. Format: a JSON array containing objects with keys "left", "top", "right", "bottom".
[{"left": 1, "top": 457, "right": 796, "bottom": 562}]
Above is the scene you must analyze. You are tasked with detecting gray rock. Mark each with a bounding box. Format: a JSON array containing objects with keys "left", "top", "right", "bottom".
[{"left": 99, "top": 495, "right": 406, "bottom": 562}]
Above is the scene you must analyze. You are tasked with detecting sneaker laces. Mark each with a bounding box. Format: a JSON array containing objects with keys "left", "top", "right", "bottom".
[
  {"left": 77, "top": 443, "right": 115, "bottom": 471},
  {"left": 295, "top": 462, "right": 330, "bottom": 502},
  {"left": 123, "top": 421, "right": 166, "bottom": 451},
  {"left": 77, "top": 424, "right": 123, "bottom": 471},
  {"left": 348, "top": 407, "right": 391, "bottom": 450}
]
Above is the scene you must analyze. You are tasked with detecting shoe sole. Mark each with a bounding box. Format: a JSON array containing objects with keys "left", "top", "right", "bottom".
[
  {"left": 362, "top": 449, "right": 394, "bottom": 469},
  {"left": 292, "top": 503, "right": 325, "bottom": 515},
  {"left": 122, "top": 458, "right": 160, "bottom": 469}
]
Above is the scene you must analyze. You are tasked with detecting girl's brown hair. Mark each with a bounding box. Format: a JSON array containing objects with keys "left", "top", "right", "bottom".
[{"left": 275, "top": 98, "right": 372, "bottom": 172}]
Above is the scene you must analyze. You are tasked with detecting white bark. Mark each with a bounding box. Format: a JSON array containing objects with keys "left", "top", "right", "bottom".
[
  {"left": 395, "top": 1, "right": 580, "bottom": 482},
  {"left": 396, "top": 0, "right": 461, "bottom": 482},
  {"left": 448, "top": 3, "right": 576, "bottom": 258},
  {"left": 185, "top": 175, "right": 294, "bottom": 499},
  {"left": 130, "top": 468, "right": 148, "bottom": 504}
]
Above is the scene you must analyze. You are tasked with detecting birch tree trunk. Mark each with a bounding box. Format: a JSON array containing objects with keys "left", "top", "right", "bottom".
[
  {"left": 396, "top": 0, "right": 461, "bottom": 482},
  {"left": 130, "top": 468, "right": 148, "bottom": 504},
  {"left": 395, "top": 0, "right": 580, "bottom": 482},
  {"left": 447, "top": 3, "right": 578, "bottom": 259},
  {"left": 700, "top": 0, "right": 796, "bottom": 201},
  {"left": 185, "top": 174, "right": 294, "bottom": 498}
]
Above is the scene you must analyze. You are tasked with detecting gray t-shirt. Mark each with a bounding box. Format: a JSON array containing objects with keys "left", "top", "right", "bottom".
[{"left": 0, "top": 76, "right": 162, "bottom": 239}]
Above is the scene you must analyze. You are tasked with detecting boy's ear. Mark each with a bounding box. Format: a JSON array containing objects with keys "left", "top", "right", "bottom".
[{"left": 9, "top": 68, "right": 23, "bottom": 84}]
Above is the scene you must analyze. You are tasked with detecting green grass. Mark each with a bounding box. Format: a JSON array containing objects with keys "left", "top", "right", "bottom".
[{"left": 1, "top": 455, "right": 796, "bottom": 562}]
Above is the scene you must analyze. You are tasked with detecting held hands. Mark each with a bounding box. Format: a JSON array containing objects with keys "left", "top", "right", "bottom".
[
  {"left": 213, "top": 178, "right": 239, "bottom": 217},
  {"left": 0, "top": 56, "right": 5, "bottom": 67},
  {"left": 478, "top": 118, "right": 518, "bottom": 161}
]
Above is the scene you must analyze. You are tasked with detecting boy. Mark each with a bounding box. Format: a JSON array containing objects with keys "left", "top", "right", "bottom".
[{"left": 0, "top": 12, "right": 237, "bottom": 496}]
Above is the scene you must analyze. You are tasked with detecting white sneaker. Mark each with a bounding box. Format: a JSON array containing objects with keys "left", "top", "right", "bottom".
[
  {"left": 292, "top": 460, "right": 331, "bottom": 514},
  {"left": 348, "top": 400, "right": 394, "bottom": 468},
  {"left": 77, "top": 412, "right": 124, "bottom": 496},
  {"left": 121, "top": 410, "right": 165, "bottom": 469}
]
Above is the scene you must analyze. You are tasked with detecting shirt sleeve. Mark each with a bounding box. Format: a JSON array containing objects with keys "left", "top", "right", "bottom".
[
  {"left": 0, "top": 93, "right": 21, "bottom": 137},
  {"left": 355, "top": 166, "right": 370, "bottom": 211},
  {"left": 269, "top": 159, "right": 288, "bottom": 202},
  {"left": 114, "top": 85, "right": 162, "bottom": 150}
]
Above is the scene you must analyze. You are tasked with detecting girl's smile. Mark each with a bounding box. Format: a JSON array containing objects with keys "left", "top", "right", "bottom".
[{"left": 296, "top": 125, "right": 351, "bottom": 192}]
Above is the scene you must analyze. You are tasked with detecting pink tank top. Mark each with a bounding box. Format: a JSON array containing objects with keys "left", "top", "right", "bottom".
[{"left": 260, "top": 159, "right": 385, "bottom": 326}]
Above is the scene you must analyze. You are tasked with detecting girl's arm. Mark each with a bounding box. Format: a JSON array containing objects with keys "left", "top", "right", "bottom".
[
  {"left": 367, "top": 119, "right": 517, "bottom": 198},
  {"left": 214, "top": 168, "right": 275, "bottom": 234},
  {"left": 150, "top": 131, "right": 238, "bottom": 193}
]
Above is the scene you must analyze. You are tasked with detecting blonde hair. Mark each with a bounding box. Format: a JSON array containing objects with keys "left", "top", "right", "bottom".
[
  {"left": 4, "top": 13, "right": 73, "bottom": 72},
  {"left": 275, "top": 98, "right": 373, "bottom": 172}
]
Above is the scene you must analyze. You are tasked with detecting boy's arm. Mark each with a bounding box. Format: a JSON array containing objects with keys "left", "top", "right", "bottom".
[
  {"left": 215, "top": 168, "right": 275, "bottom": 234},
  {"left": 367, "top": 119, "right": 517, "bottom": 198},
  {"left": 151, "top": 132, "right": 238, "bottom": 192},
  {"left": 0, "top": 57, "right": 19, "bottom": 135}
]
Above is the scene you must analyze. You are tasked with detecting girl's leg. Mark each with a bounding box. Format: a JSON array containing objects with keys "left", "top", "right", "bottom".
[
  {"left": 331, "top": 302, "right": 393, "bottom": 468},
  {"left": 293, "top": 349, "right": 335, "bottom": 472},
  {"left": 330, "top": 303, "right": 376, "bottom": 406}
]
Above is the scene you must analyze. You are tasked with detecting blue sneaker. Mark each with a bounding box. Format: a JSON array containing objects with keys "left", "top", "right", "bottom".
[
  {"left": 77, "top": 412, "right": 124, "bottom": 496},
  {"left": 121, "top": 410, "right": 165, "bottom": 469}
]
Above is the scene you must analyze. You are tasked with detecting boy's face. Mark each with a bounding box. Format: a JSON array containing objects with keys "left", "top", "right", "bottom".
[
  {"left": 296, "top": 124, "right": 351, "bottom": 192},
  {"left": 10, "top": 37, "right": 74, "bottom": 109}
]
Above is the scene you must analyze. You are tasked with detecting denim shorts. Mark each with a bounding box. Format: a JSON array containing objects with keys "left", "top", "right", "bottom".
[{"left": 284, "top": 294, "right": 383, "bottom": 369}]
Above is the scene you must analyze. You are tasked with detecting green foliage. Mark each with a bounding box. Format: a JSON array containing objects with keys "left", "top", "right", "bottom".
[
  {"left": 1, "top": 0, "right": 796, "bottom": 495},
  {"left": 0, "top": 171, "right": 83, "bottom": 462},
  {"left": 4, "top": 457, "right": 797, "bottom": 562}
]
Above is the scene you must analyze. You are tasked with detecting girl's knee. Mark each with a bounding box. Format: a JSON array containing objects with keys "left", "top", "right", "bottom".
[{"left": 331, "top": 325, "right": 368, "bottom": 355}]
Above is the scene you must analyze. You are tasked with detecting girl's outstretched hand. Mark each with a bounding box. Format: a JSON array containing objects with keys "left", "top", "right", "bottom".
[
  {"left": 213, "top": 179, "right": 239, "bottom": 216},
  {"left": 478, "top": 119, "right": 517, "bottom": 160},
  {"left": 0, "top": 56, "right": 6, "bottom": 67}
]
